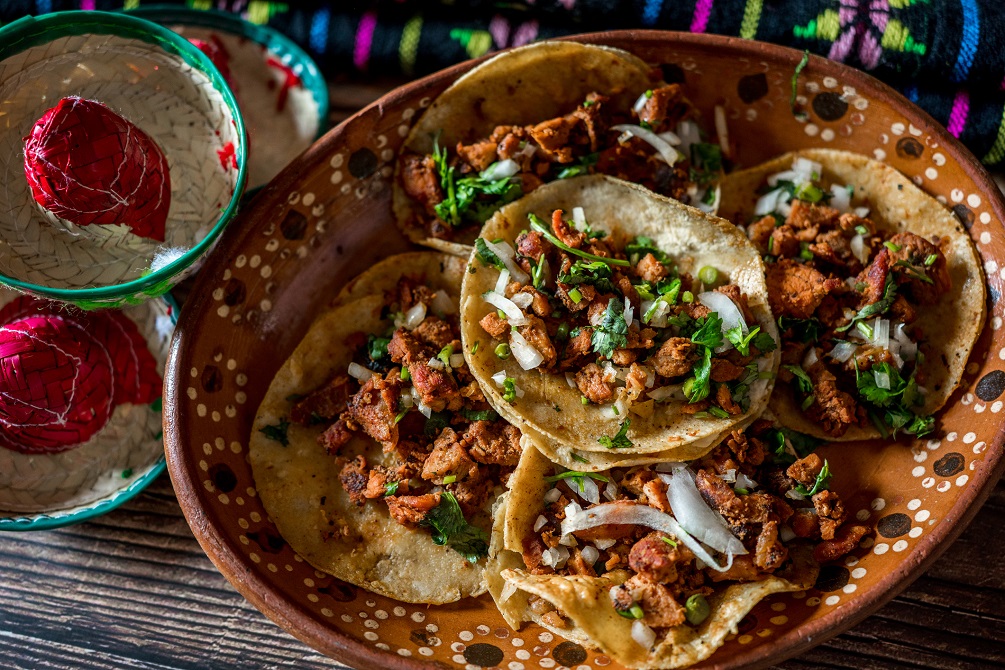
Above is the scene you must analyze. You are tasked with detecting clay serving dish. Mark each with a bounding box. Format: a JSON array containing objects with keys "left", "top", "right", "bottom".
[{"left": 164, "top": 32, "right": 1005, "bottom": 669}]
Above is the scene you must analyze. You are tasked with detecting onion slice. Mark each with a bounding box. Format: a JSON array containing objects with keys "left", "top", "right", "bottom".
[
  {"left": 509, "top": 329, "right": 544, "bottom": 370},
  {"left": 560, "top": 501, "right": 739, "bottom": 572},
  {"left": 347, "top": 362, "right": 373, "bottom": 382},
  {"left": 483, "top": 291, "right": 528, "bottom": 326},
  {"left": 484, "top": 239, "right": 530, "bottom": 283},
  {"left": 480, "top": 158, "right": 520, "bottom": 181},
  {"left": 697, "top": 291, "right": 747, "bottom": 353},
  {"left": 611, "top": 124, "right": 680, "bottom": 166},
  {"left": 662, "top": 469, "right": 748, "bottom": 558}
]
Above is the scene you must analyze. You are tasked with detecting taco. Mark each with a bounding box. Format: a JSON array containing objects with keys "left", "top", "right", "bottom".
[
  {"left": 459, "top": 175, "right": 779, "bottom": 466},
  {"left": 718, "top": 149, "right": 985, "bottom": 440},
  {"left": 487, "top": 420, "right": 869, "bottom": 669},
  {"left": 395, "top": 41, "right": 726, "bottom": 254},
  {"left": 249, "top": 253, "right": 522, "bottom": 604}
]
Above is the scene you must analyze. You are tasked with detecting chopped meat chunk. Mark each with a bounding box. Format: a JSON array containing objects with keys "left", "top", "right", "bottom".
[
  {"left": 787, "top": 199, "right": 840, "bottom": 231},
  {"left": 711, "top": 358, "right": 746, "bottom": 383},
  {"left": 887, "top": 232, "right": 952, "bottom": 303},
  {"left": 516, "top": 230, "right": 548, "bottom": 263},
  {"left": 747, "top": 215, "right": 777, "bottom": 254},
  {"left": 725, "top": 430, "right": 766, "bottom": 466},
  {"left": 628, "top": 533, "right": 693, "bottom": 583},
  {"left": 412, "top": 317, "right": 455, "bottom": 350},
  {"left": 388, "top": 328, "right": 427, "bottom": 365},
  {"left": 421, "top": 427, "right": 477, "bottom": 484},
  {"left": 317, "top": 417, "right": 354, "bottom": 455},
  {"left": 637, "top": 84, "right": 685, "bottom": 127},
  {"left": 339, "top": 455, "right": 369, "bottom": 506},
  {"left": 540, "top": 610, "right": 570, "bottom": 629},
  {"left": 622, "top": 574, "right": 686, "bottom": 628},
  {"left": 753, "top": 520, "right": 788, "bottom": 571},
  {"left": 455, "top": 138, "right": 497, "bottom": 172},
  {"left": 467, "top": 421, "right": 522, "bottom": 466},
  {"left": 517, "top": 316, "right": 558, "bottom": 368},
  {"left": 551, "top": 209, "right": 585, "bottom": 248},
  {"left": 451, "top": 476, "right": 492, "bottom": 517},
  {"left": 790, "top": 508, "right": 821, "bottom": 539},
  {"left": 716, "top": 383, "right": 743, "bottom": 415},
  {"left": 786, "top": 453, "right": 824, "bottom": 487},
  {"left": 812, "top": 489, "right": 846, "bottom": 540},
  {"left": 766, "top": 259, "right": 842, "bottom": 320},
  {"left": 576, "top": 363, "right": 615, "bottom": 404},
  {"left": 566, "top": 548, "right": 598, "bottom": 577},
  {"left": 707, "top": 554, "right": 761, "bottom": 582},
  {"left": 363, "top": 467, "right": 395, "bottom": 499},
  {"left": 529, "top": 116, "right": 578, "bottom": 162},
  {"left": 635, "top": 253, "right": 669, "bottom": 283},
  {"left": 802, "top": 363, "right": 857, "bottom": 436},
  {"left": 408, "top": 362, "right": 459, "bottom": 410},
  {"left": 522, "top": 533, "right": 555, "bottom": 575},
  {"left": 291, "top": 374, "right": 353, "bottom": 425},
  {"left": 859, "top": 247, "right": 891, "bottom": 305},
  {"left": 652, "top": 337, "right": 698, "bottom": 378},
  {"left": 346, "top": 374, "right": 400, "bottom": 448},
  {"left": 479, "top": 311, "right": 508, "bottom": 338},
  {"left": 814, "top": 524, "right": 870, "bottom": 563},
  {"left": 385, "top": 493, "right": 441, "bottom": 528},
  {"left": 399, "top": 154, "right": 442, "bottom": 216}
]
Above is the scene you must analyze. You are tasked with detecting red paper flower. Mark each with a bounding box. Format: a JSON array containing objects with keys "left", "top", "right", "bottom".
[
  {"left": 0, "top": 297, "right": 163, "bottom": 454},
  {"left": 23, "top": 97, "right": 171, "bottom": 242},
  {"left": 190, "top": 36, "right": 233, "bottom": 88}
]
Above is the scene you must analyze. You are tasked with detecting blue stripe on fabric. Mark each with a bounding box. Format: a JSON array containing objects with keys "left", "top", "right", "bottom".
[
  {"left": 903, "top": 85, "right": 919, "bottom": 103},
  {"left": 953, "top": 0, "right": 980, "bottom": 83},
  {"left": 309, "top": 8, "right": 331, "bottom": 55},
  {"left": 36, "top": 0, "right": 52, "bottom": 13},
  {"left": 642, "top": 0, "right": 665, "bottom": 27}
]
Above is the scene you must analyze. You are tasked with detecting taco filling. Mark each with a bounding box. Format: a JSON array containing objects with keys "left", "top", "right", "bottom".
[
  {"left": 400, "top": 83, "right": 724, "bottom": 243},
  {"left": 295, "top": 275, "right": 521, "bottom": 561},
  {"left": 512, "top": 422, "right": 866, "bottom": 647},
  {"left": 472, "top": 206, "right": 775, "bottom": 433},
  {"left": 742, "top": 156, "right": 951, "bottom": 438}
]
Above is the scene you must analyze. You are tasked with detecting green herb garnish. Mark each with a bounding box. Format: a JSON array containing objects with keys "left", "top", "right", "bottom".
[
  {"left": 591, "top": 299, "right": 629, "bottom": 359},
  {"left": 259, "top": 418, "right": 290, "bottom": 447},
  {"left": 529, "top": 213, "right": 629, "bottom": 267},
  {"left": 793, "top": 459, "right": 832, "bottom": 497},
  {"left": 598, "top": 419, "right": 633, "bottom": 449},
  {"left": 420, "top": 491, "right": 489, "bottom": 562}
]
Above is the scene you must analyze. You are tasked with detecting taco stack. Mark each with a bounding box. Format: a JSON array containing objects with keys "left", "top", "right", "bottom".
[
  {"left": 460, "top": 175, "right": 779, "bottom": 469},
  {"left": 719, "top": 149, "right": 985, "bottom": 440},
  {"left": 395, "top": 41, "right": 725, "bottom": 254}
]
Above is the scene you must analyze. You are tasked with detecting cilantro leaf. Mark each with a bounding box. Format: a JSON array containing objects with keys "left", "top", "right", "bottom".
[
  {"left": 690, "top": 313, "right": 724, "bottom": 349},
  {"left": 686, "top": 347, "right": 713, "bottom": 403},
  {"left": 544, "top": 470, "right": 611, "bottom": 493},
  {"left": 432, "top": 139, "right": 522, "bottom": 227},
  {"left": 558, "top": 260, "right": 618, "bottom": 294},
  {"left": 598, "top": 419, "right": 633, "bottom": 449},
  {"left": 420, "top": 491, "right": 489, "bottom": 562},
  {"left": 591, "top": 300, "right": 629, "bottom": 359},
  {"left": 528, "top": 213, "right": 629, "bottom": 267},
  {"left": 668, "top": 311, "right": 698, "bottom": 337},
  {"left": 783, "top": 364, "right": 814, "bottom": 395},
  {"left": 475, "top": 238, "right": 506, "bottom": 271},
  {"left": 625, "top": 235, "right": 670, "bottom": 265},
  {"left": 556, "top": 152, "right": 598, "bottom": 179},
  {"left": 259, "top": 418, "right": 291, "bottom": 447},
  {"left": 725, "top": 325, "right": 761, "bottom": 356},
  {"left": 794, "top": 459, "right": 831, "bottom": 496},
  {"left": 384, "top": 481, "right": 399, "bottom": 497},
  {"left": 689, "top": 142, "right": 723, "bottom": 187},
  {"left": 777, "top": 315, "right": 823, "bottom": 343},
  {"left": 856, "top": 362, "right": 933, "bottom": 437},
  {"left": 424, "top": 411, "right": 451, "bottom": 437},
  {"left": 766, "top": 427, "right": 823, "bottom": 466},
  {"left": 836, "top": 275, "right": 897, "bottom": 333},
  {"left": 461, "top": 408, "right": 499, "bottom": 422}
]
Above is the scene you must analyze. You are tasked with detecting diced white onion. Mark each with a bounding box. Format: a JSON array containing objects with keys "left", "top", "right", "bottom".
[
  {"left": 595, "top": 537, "right": 617, "bottom": 550},
  {"left": 481, "top": 158, "right": 520, "bottom": 181},
  {"left": 870, "top": 317, "right": 890, "bottom": 349},
  {"left": 430, "top": 289, "right": 455, "bottom": 316},
  {"left": 829, "top": 184, "right": 852, "bottom": 212},
  {"left": 697, "top": 291, "right": 747, "bottom": 353},
  {"left": 603, "top": 482, "right": 618, "bottom": 502},
  {"left": 874, "top": 369, "right": 891, "bottom": 390},
  {"left": 555, "top": 545, "right": 571, "bottom": 564},
  {"left": 483, "top": 291, "right": 528, "bottom": 326},
  {"left": 662, "top": 469, "right": 748, "bottom": 559},
  {"left": 427, "top": 357, "right": 445, "bottom": 371},
  {"left": 785, "top": 489, "right": 806, "bottom": 501},
  {"left": 894, "top": 323, "right": 917, "bottom": 360},
  {"left": 617, "top": 130, "right": 633, "bottom": 144},
  {"left": 534, "top": 515, "right": 548, "bottom": 532},
  {"left": 517, "top": 143, "right": 537, "bottom": 159},
  {"left": 644, "top": 367, "right": 656, "bottom": 389},
  {"left": 676, "top": 120, "right": 701, "bottom": 156},
  {"left": 655, "top": 461, "right": 687, "bottom": 473},
  {"left": 633, "top": 92, "right": 649, "bottom": 114},
  {"left": 581, "top": 477, "right": 601, "bottom": 505},
  {"left": 484, "top": 239, "right": 530, "bottom": 283},
  {"left": 695, "top": 185, "right": 722, "bottom": 215},
  {"left": 735, "top": 472, "right": 758, "bottom": 491},
  {"left": 767, "top": 169, "right": 798, "bottom": 187},
  {"left": 511, "top": 292, "right": 533, "bottom": 309},
  {"left": 624, "top": 296, "right": 635, "bottom": 328},
  {"left": 515, "top": 384, "right": 525, "bottom": 398},
  {"left": 565, "top": 372, "right": 577, "bottom": 388},
  {"left": 802, "top": 347, "right": 819, "bottom": 369},
  {"left": 347, "top": 362, "right": 373, "bottom": 382},
  {"left": 854, "top": 206, "right": 871, "bottom": 218},
  {"left": 509, "top": 330, "right": 544, "bottom": 370},
  {"left": 614, "top": 397, "right": 628, "bottom": 418},
  {"left": 581, "top": 545, "right": 600, "bottom": 565},
  {"left": 714, "top": 105, "right": 729, "bottom": 157},
  {"left": 449, "top": 353, "right": 465, "bottom": 369},
  {"left": 611, "top": 124, "right": 680, "bottom": 166},
  {"left": 829, "top": 341, "right": 858, "bottom": 363},
  {"left": 417, "top": 400, "right": 432, "bottom": 418},
  {"left": 492, "top": 370, "right": 508, "bottom": 386},
  {"left": 658, "top": 130, "right": 682, "bottom": 145},
  {"left": 754, "top": 187, "right": 783, "bottom": 216},
  {"left": 561, "top": 501, "right": 739, "bottom": 572},
  {"left": 647, "top": 386, "right": 678, "bottom": 402},
  {"left": 779, "top": 526, "right": 797, "bottom": 543},
  {"left": 400, "top": 389, "right": 414, "bottom": 408},
  {"left": 850, "top": 234, "right": 869, "bottom": 264},
  {"left": 792, "top": 157, "right": 823, "bottom": 182},
  {"left": 632, "top": 620, "right": 657, "bottom": 650},
  {"left": 601, "top": 362, "right": 618, "bottom": 384},
  {"left": 544, "top": 488, "right": 562, "bottom": 503},
  {"left": 564, "top": 501, "right": 583, "bottom": 519},
  {"left": 403, "top": 302, "right": 427, "bottom": 330},
  {"left": 495, "top": 268, "right": 511, "bottom": 296},
  {"left": 721, "top": 469, "right": 737, "bottom": 483}
]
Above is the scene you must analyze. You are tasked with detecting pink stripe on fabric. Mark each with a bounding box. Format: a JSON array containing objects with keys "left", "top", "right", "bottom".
[
  {"left": 353, "top": 11, "right": 377, "bottom": 71},
  {"left": 947, "top": 90, "right": 971, "bottom": 138},
  {"left": 690, "top": 0, "right": 714, "bottom": 33},
  {"left": 80, "top": 0, "right": 96, "bottom": 9}
]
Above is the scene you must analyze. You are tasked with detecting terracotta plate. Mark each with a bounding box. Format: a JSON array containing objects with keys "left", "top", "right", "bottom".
[{"left": 164, "top": 32, "right": 1005, "bottom": 670}]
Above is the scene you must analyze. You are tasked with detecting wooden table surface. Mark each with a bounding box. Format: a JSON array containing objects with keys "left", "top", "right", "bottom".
[{"left": 1, "top": 77, "right": 1004, "bottom": 670}]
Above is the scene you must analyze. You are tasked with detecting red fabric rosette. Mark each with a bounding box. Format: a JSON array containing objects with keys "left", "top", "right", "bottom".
[
  {"left": 0, "top": 297, "right": 163, "bottom": 454},
  {"left": 23, "top": 97, "right": 171, "bottom": 242}
]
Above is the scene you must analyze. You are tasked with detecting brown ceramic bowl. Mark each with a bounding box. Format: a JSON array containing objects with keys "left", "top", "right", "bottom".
[{"left": 164, "top": 31, "right": 1005, "bottom": 670}]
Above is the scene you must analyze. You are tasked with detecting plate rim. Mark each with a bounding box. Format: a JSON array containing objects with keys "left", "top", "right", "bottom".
[{"left": 164, "top": 29, "right": 1005, "bottom": 670}]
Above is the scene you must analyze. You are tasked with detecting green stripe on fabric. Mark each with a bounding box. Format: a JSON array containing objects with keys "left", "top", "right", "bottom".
[
  {"left": 982, "top": 102, "right": 1005, "bottom": 165},
  {"left": 740, "top": 0, "right": 763, "bottom": 40}
]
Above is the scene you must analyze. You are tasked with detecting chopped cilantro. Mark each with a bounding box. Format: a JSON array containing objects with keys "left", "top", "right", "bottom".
[
  {"left": 591, "top": 299, "right": 629, "bottom": 359},
  {"left": 855, "top": 362, "right": 933, "bottom": 437},
  {"left": 690, "top": 313, "right": 724, "bottom": 349},
  {"left": 424, "top": 411, "right": 451, "bottom": 436},
  {"left": 642, "top": 278, "right": 682, "bottom": 324},
  {"left": 598, "top": 419, "right": 633, "bottom": 449},
  {"left": 259, "top": 418, "right": 290, "bottom": 447},
  {"left": 686, "top": 348, "right": 713, "bottom": 403},
  {"left": 625, "top": 236, "right": 670, "bottom": 265},
  {"left": 462, "top": 409, "right": 499, "bottom": 421},
  {"left": 668, "top": 311, "right": 698, "bottom": 337},
  {"left": 531, "top": 256, "right": 548, "bottom": 289},
  {"left": 433, "top": 139, "right": 522, "bottom": 227},
  {"left": 420, "top": 491, "right": 489, "bottom": 562},
  {"left": 783, "top": 364, "right": 814, "bottom": 394},
  {"left": 571, "top": 452, "right": 589, "bottom": 463},
  {"left": 544, "top": 470, "right": 611, "bottom": 493},
  {"left": 766, "top": 427, "right": 822, "bottom": 465},
  {"left": 708, "top": 406, "right": 730, "bottom": 419},
  {"left": 725, "top": 325, "right": 777, "bottom": 356},
  {"left": 836, "top": 275, "right": 897, "bottom": 333},
  {"left": 528, "top": 213, "right": 629, "bottom": 267},
  {"left": 394, "top": 408, "right": 409, "bottom": 424},
  {"left": 367, "top": 334, "right": 391, "bottom": 362},
  {"left": 777, "top": 315, "right": 823, "bottom": 343},
  {"left": 437, "top": 343, "right": 454, "bottom": 368},
  {"left": 474, "top": 237, "right": 506, "bottom": 271},
  {"left": 556, "top": 152, "right": 598, "bottom": 180},
  {"left": 689, "top": 142, "right": 724, "bottom": 187},
  {"left": 794, "top": 459, "right": 832, "bottom": 496},
  {"left": 558, "top": 259, "right": 618, "bottom": 294},
  {"left": 384, "top": 481, "right": 399, "bottom": 496},
  {"left": 894, "top": 259, "right": 935, "bottom": 284}
]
